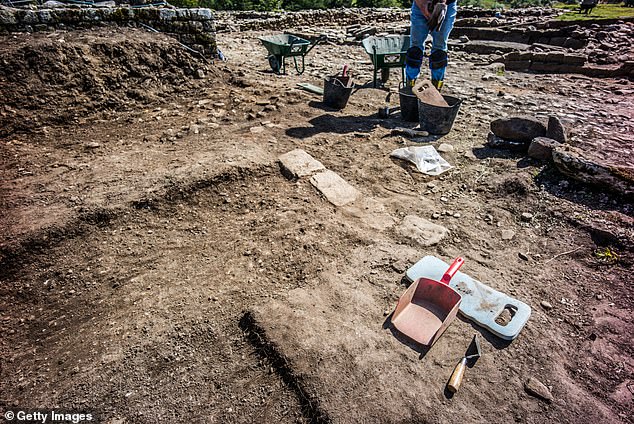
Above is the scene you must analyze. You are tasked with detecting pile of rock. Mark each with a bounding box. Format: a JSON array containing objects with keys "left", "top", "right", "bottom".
[
  {"left": 581, "top": 22, "right": 634, "bottom": 65},
  {"left": 487, "top": 116, "right": 633, "bottom": 196}
]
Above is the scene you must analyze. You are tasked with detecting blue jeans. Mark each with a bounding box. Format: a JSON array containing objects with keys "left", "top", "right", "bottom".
[{"left": 409, "top": 1, "right": 458, "bottom": 82}]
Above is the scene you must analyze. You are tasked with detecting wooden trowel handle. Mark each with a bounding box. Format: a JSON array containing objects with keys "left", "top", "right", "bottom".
[
  {"left": 447, "top": 357, "right": 467, "bottom": 393},
  {"left": 440, "top": 257, "right": 464, "bottom": 284}
]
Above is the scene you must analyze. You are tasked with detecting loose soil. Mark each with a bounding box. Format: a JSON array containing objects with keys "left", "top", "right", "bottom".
[{"left": 1, "top": 23, "right": 632, "bottom": 424}]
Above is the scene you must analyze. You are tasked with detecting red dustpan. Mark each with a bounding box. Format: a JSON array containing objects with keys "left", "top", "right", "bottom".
[{"left": 392, "top": 257, "right": 464, "bottom": 347}]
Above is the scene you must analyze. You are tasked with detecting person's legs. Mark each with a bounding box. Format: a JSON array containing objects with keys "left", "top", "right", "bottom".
[
  {"left": 406, "top": 2, "right": 430, "bottom": 82},
  {"left": 410, "top": 2, "right": 430, "bottom": 50},
  {"left": 429, "top": 1, "right": 458, "bottom": 89}
]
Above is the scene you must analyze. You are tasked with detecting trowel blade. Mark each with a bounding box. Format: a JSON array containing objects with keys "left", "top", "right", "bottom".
[{"left": 465, "top": 334, "right": 481, "bottom": 364}]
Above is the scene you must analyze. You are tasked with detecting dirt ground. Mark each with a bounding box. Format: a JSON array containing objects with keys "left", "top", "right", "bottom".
[{"left": 0, "top": 22, "right": 633, "bottom": 424}]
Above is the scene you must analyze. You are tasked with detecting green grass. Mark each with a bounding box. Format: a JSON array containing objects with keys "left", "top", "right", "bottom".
[{"left": 555, "top": 2, "right": 634, "bottom": 20}]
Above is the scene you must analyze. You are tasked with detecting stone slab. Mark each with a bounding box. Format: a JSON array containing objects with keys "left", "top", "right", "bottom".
[
  {"left": 310, "top": 170, "right": 359, "bottom": 207},
  {"left": 396, "top": 215, "right": 449, "bottom": 247},
  {"left": 278, "top": 149, "right": 325, "bottom": 179}
]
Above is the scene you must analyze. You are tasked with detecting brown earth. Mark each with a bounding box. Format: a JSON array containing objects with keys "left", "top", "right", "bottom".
[{"left": 0, "top": 23, "right": 633, "bottom": 424}]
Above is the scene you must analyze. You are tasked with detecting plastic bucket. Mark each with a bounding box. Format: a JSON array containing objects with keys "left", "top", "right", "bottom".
[
  {"left": 418, "top": 95, "right": 462, "bottom": 135},
  {"left": 323, "top": 76, "right": 353, "bottom": 110},
  {"left": 399, "top": 85, "right": 419, "bottom": 122}
]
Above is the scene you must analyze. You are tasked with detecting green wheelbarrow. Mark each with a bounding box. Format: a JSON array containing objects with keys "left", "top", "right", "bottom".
[
  {"left": 362, "top": 35, "right": 410, "bottom": 88},
  {"left": 258, "top": 34, "right": 326, "bottom": 75}
]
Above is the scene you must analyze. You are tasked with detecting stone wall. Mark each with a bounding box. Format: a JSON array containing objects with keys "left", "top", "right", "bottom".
[
  {"left": 214, "top": 7, "right": 557, "bottom": 32},
  {"left": 452, "top": 26, "right": 588, "bottom": 50},
  {"left": 0, "top": 5, "right": 216, "bottom": 55}
]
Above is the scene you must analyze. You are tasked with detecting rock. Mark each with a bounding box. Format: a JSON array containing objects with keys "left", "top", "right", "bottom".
[
  {"left": 391, "top": 259, "right": 409, "bottom": 273},
  {"left": 86, "top": 142, "right": 101, "bottom": 149},
  {"left": 310, "top": 170, "right": 359, "bottom": 207},
  {"left": 278, "top": 149, "right": 325, "bottom": 179},
  {"left": 459, "top": 35, "right": 470, "bottom": 43},
  {"left": 596, "top": 294, "right": 603, "bottom": 300},
  {"left": 518, "top": 252, "right": 529, "bottom": 261},
  {"left": 501, "top": 229, "right": 515, "bottom": 240},
  {"left": 546, "top": 116, "right": 567, "bottom": 143},
  {"left": 249, "top": 126, "right": 264, "bottom": 134},
  {"left": 520, "top": 212, "right": 533, "bottom": 222},
  {"left": 437, "top": 143, "right": 455, "bottom": 153},
  {"left": 453, "top": 212, "right": 461, "bottom": 218},
  {"left": 195, "top": 69, "right": 205, "bottom": 79},
  {"left": 490, "top": 116, "right": 547, "bottom": 143},
  {"left": 189, "top": 124, "right": 200, "bottom": 134},
  {"left": 397, "top": 215, "right": 449, "bottom": 247},
  {"left": 487, "top": 132, "right": 528, "bottom": 151},
  {"left": 540, "top": 301, "right": 553, "bottom": 310},
  {"left": 527, "top": 137, "right": 561, "bottom": 161},
  {"left": 524, "top": 377, "right": 553, "bottom": 402},
  {"left": 431, "top": 213, "right": 441, "bottom": 219},
  {"left": 552, "top": 145, "right": 634, "bottom": 196}
]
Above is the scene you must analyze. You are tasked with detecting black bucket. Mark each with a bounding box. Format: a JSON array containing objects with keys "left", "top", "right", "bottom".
[
  {"left": 323, "top": 76, "right": 353, "bottom": 110},
  {"left": 417, "top": 95, "right": 462, "bottom": 135},
  {"left": 399, "top": 85, "right": 419, "bottom": 122}
]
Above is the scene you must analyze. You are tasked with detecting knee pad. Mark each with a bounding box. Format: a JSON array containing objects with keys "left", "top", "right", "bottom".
[
  {"left": 429, "top": 50, "right": 448, "bottom": 70},
  {"left": 405, "top": 46, "right": 424, "bottom": 69}
]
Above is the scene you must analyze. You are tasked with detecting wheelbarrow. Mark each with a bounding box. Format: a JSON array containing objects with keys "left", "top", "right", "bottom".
[
  {"left": 391, "top": 257, "right": 464, "bottom": 347},
  {"left": 258, "top": 33, "right": 326, "bottom": 75},
  {"left": 362, "top": 35, "right": 410, "bottom": 88}
]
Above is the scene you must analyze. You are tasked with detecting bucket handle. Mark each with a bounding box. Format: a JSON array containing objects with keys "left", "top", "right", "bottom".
[
  {"left": 440, "top": 257, "right": 464, "bottom": 285},
  {"left": 331, "top": 77, "right": 351, "bottom": 88}
]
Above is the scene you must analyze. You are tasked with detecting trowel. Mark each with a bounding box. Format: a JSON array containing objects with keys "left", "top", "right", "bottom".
[{"left": 447, "top": 334, "right": 481, "bottom": 393}]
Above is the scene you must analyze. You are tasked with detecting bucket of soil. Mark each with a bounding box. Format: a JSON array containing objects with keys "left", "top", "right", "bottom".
[
  {"left": 398, "top": 83, "right": 419, "bottom": 122},
  {"left": 417, "top": 95, "right": 462, "bottom": 135},
  {"left": 323, "top": 75, "right": 353, "bottom": 110}
]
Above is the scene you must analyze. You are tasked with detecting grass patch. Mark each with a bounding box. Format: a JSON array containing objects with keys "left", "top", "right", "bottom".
[{"left": 555, "top": 2, "right": 634, "bottom": 20}]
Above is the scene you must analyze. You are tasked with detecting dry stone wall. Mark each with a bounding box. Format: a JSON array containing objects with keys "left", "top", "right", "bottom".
[{"left": 0, "top": 5, "right": 216, "bottom": 55}]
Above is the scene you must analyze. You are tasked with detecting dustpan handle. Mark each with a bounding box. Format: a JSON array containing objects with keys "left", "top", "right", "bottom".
[{"left": 440, "top": 257, "right": 464, "bottom": 285}]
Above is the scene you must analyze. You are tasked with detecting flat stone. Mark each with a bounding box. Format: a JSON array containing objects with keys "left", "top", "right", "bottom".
[
  {"left": 501, "top": 229, "right": 515, "bottom": 240},
  {"left": 491, "top": 116, "right": 547, "bottom": 143},
  {"left": 528, "top": 137, "right": 561, "bottom": 161},
  {"left": 540, "top": 300, "right": 553, "bottom": 310},
  {"left": 546, "top": 116, "right": 567, "bottom": 143},
  {"left": 524, "top": 377, "right": 553, "bottom": 402},
  {"left": 310, "top": 170, "right": 359, "bottom": 207},
  {"left": 437, "top": 143, "right": 455, "bottom": 153},
  {"left": 397, "top": 215, "right": 449, "bottom": 247},
  {"left": 278, "top": 149, "right": 325, "bottom": 179}
]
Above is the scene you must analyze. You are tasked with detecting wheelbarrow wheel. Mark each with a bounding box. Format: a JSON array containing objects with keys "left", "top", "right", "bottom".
[
  {"left": 381, "top": 68, "right": 390, "bottom": 83},
  {"left": 268, "top": 55, "right": 282, "bottom": 74}
]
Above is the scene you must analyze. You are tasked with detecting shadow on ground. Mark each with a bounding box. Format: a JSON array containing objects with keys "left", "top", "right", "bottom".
[{"left": 535, "top": 165, "right": 633, "bottom": 217}]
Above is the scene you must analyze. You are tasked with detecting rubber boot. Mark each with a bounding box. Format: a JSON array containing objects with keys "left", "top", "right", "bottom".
[{"left": 431, "top": 79, "right": 444, "bottom": 91}]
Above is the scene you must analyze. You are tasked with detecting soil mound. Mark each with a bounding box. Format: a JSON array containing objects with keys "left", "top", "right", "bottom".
[{"left": 0, "top": 27, "right": 221, "bottom": 137}]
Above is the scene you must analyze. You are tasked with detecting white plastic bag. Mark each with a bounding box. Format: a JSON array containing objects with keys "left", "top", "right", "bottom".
[{"left": 390, "top": 145, "right": 453, "bottom": 176}]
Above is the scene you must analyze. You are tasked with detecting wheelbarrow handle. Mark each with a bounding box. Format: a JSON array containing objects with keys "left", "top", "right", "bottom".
[
  {"left": 305, "top": 34, "right": 327, "bottom": 55},
  {"left": 440, "top": 257, "right": 464, "bottom": 285}
]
